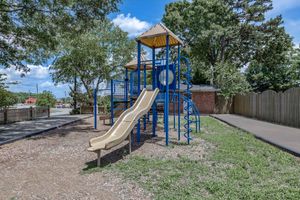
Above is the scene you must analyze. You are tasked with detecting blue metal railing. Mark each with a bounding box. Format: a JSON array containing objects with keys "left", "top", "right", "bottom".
[
  {"left": 181, "top": 95, "right": 201, "bottom": 133},
  {"left": 181, "top": 56, "right": 193, "bottom": 144},
  {"left": 110, "top": 79, "right": 127, "bottom": 124}
]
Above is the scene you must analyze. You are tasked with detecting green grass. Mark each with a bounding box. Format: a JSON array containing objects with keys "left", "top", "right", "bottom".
[{"left": 84, "top": 117, "right": 300, "bottom": 199}]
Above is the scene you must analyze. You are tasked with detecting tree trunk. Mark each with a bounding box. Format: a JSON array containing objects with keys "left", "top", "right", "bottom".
[{"left": 74, "top": 75, "right": 77, "bottom": 110}]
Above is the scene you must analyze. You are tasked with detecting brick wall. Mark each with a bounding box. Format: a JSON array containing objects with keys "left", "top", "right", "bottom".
[
  {"left": 168, "top": 91, "right": 216, "bottom": 114},
  {"left": 191, "top": 91, "right": 216, "bottom": 114}
]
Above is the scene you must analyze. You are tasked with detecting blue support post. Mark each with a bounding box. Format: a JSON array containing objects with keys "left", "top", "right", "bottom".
[
  {"left": 94, "top": 89, "right": 97, "bottom": 129},
  {"left": 173, "top": 93, "right": 176, "bottom": 129},
  {"left": 143, "top": 64, "right": 147, "bottom": 130},
  {"left": 137, "top": 41, "right": 141, "bottom": 143},
  {"left": 110, "top": 79, "right": 114, "bottom": 125},
  {"left": 130, "top": 72, "right": 133, "bottom": 107},
  {"left": 177, "top": 45, "right": 181, "bottom": 141},
  {"left": 165, "top": 35, "right": 170, "bottom": 146},
  {"left": 187, "top": 100, "right": 190, "bottom": 144},
  {"left": 125, "top": 68, "right": 128, "bottom": 109},
  {"left": 152, "top": 48, "right": 157, "bottom": 137},
  {"left": 129, "top": 71, "right": 134, "bottom": 138}
]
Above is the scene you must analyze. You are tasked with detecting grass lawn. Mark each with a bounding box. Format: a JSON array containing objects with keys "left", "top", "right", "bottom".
[{"left": 84, "top": 117, "right": 300, "bottom": 199}]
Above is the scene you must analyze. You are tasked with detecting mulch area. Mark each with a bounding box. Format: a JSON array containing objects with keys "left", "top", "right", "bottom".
[{"left": 0, "top": 117, "right": 209, "bottom": 199}]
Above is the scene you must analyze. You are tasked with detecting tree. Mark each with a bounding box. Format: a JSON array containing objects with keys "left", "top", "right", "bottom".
[
  {"left": 0, "top": 88, "right": 17, "bottom": 108},
  {"left": 191, "top": 62, "right": 210, "bottom": 85},
  {"left": 36, "top": 91, "right": 56, "bottom": 107},
  {"left": 245, "top": 16, "right": 294, "bottom": 92},
  {"left": 50, "top": 20, "right": 135, "bottom": 103},
  {"left": 290, "top": 47, "right": 300, "bottom": 86},
  {"left": 215, "top": 63, "right": 250, "bottom": 99},
  {"left": 163, "top": 0, "right": 293, "bottom": 91},
  {"left": 0, "top": 0, "right": 121, "bottom": 73},
  {"left": 0, "top": 73, "right": 7, "bottom": 89}
]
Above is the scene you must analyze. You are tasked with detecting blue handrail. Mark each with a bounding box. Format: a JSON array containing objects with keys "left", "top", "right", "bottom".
[{"left": 181, "top": 56, "right": 193, "bottom": 144}]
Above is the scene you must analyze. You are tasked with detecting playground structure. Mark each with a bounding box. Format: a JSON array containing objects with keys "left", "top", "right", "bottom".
[{"left": 89, "top": 23, "right": 200, "bottom": 166}]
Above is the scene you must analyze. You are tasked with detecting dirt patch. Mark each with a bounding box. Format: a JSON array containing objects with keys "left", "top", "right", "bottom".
[{"left": 0, "top": 118, "right": 151, "bottom": 200}]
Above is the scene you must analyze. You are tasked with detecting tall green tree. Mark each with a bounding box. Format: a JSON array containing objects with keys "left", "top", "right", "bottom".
[
  {"left": 36, "top": 91, "right": 56, "bottom": 107},
  {"left": 246, "top": 46, "right": 300, "bottom": 92},
  {"left": 245, "top": 17, "right": 294, "bottom": 92},
  {"left": 0, "top": 0, "right": 121, "bottom": 73},
  {"left": 290, "top": 47, "right": 300, "bottom": 85},
  {"left": 163, "top": 0, "right": 293, "bottom": 93},
  {"left": 0, "top": 88, "right": 17, "bottom": 108},
  {"left": 50, "top": 20, "right": 135, "bottom": 102},
  {"left": 215, "top": 62, "right": 250, "bottom": 99},
  {"left": 0, "top": 73, "right": 7, "bottom": 89}
]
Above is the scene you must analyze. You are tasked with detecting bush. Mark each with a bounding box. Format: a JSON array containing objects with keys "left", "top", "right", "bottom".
[
  {"left": 98, "top": 96, "right": 111, "bottom": 113},
  {"left": 0, "top": 88, "right": 18, "bottom": 108},
  {"left": 70, "top": 108, "right": 80, "bottom": 115},
  {"left": 36, "top": 91, "right": 56, "bottom": 107}
]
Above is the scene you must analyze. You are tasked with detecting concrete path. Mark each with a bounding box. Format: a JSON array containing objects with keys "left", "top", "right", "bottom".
[
  {"left": 211, "top": 114, "right": 300, "bottom": 156},
  {"left": 0, "top": 114, "right": 91, "bottom": 145}
]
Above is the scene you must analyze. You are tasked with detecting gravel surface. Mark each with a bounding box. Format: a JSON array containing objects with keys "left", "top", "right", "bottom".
[
  {"left": 0, "top": 117, "right": 210, "bottom": 199},
  {"left": 0, "top": 118, "right": 151, "bottom": 200}
]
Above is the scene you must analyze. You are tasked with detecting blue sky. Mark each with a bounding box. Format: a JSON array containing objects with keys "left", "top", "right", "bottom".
[{"left": 3, "top": 0, "right": 300, "bottom": 98}]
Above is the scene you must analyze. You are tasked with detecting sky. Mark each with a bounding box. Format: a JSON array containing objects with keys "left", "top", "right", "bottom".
[{"left": 3, "top": 0, "right": 300, "bottom": 98}]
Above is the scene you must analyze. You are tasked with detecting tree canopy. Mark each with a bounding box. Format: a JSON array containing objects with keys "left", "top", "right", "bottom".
[
  {"left": 36, "top": 91, "right": 56, "bottom": 107},
  {"left": 0, "top": 73, "right": 7, "bottom": 89},
  {"left": 0, "top": 0, "right": 121, "bottom": 73},
  {"left": 246, "top": 47, "right": 300, "bottom": 92},
  {"left": 0, "top": 88, "right": 17, "bottom": 108},
  {"left": 163, "top": 0, "right": 295, "bottom": 95},
  {"left": 50, "top": 20, "right": 135, "bottom": 103}
]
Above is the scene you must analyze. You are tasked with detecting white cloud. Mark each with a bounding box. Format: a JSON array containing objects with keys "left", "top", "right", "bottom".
[
  {"left": 40, "top": 81, "right": 54, "bottom": 87},
  {"left": 0, "top": 67, "right": 23, "bottom": 81},
  {"left": 112, "top": 14, "right": 151, "bottom": 37},
  {"left": 27, "top": 65, "right": 49, "bottom": 79},
  {"left": 0, "top": 65, "right": 69, "bottom": 98},
  {"left": 40, "top": 81, "right": 67, "bottom": 89},
  {"left": 0, "top": 64, "right": 49, "bottom": 81}
]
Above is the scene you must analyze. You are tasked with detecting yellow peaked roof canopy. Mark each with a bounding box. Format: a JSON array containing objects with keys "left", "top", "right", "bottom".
[
  {"left": 125, "top": 54, "right": 152, "bottom": 70},
  {"left": 137, "top": 23, "right": 183, "bottom": 48}
]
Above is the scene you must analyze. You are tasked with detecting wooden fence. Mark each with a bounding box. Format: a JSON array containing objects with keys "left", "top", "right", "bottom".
[
  {"left": 0, "top": 106, "right": 50, "bottom": 124},
  {"left": 233, "top": 87, "right": 300, "bottom": 128}
]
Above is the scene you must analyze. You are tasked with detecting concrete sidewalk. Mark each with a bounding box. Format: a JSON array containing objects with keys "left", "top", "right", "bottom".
[
  {"left": 211, "top": 114, "right": 300, "bottom": 156},
  {"left": 0, "top": 114, "right": 91, "bottom": 145}
]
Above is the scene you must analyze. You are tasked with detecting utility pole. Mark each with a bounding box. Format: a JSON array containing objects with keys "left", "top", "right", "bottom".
[{"left": 36, "top": 83, "right": 39, "bottom": 94}]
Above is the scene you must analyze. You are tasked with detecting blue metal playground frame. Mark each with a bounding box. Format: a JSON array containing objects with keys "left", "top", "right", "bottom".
[{"left": 93, "top": 34, "right": 201, "bottom": 146}]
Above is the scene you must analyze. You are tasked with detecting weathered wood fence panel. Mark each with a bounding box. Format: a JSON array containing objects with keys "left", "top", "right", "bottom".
[
  {"left": 233, "top": 88, "right": 300, "bottom": 128},
  {"left": 0, "top": 106, "right": 50, "bottom": 124}
]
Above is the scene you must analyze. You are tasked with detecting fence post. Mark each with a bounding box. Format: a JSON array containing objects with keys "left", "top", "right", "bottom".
[
  {"left": 30, "top": 106, "right": 33, "bottom": 120},
  {"left": 4, "top": 108, "right": 8, "bottom": 124},
  {"left": 47, "top": 105, "right": 50, "bottom": 118}
]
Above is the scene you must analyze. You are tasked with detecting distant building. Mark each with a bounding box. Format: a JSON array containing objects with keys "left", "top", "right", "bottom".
[
  {"left": 183, "top": 84, "right": 220, "bottom": 114},
  {"left": 25, "top": 97, "right": 37, "bottom": 104}
]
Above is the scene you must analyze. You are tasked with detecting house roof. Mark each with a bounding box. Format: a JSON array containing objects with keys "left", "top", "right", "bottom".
[
  {"left": 179, "top": 84, "right": 220, "bottom": 92},
  {"left": 137, "top": 23, "right": 183, "bottom": 48}
]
